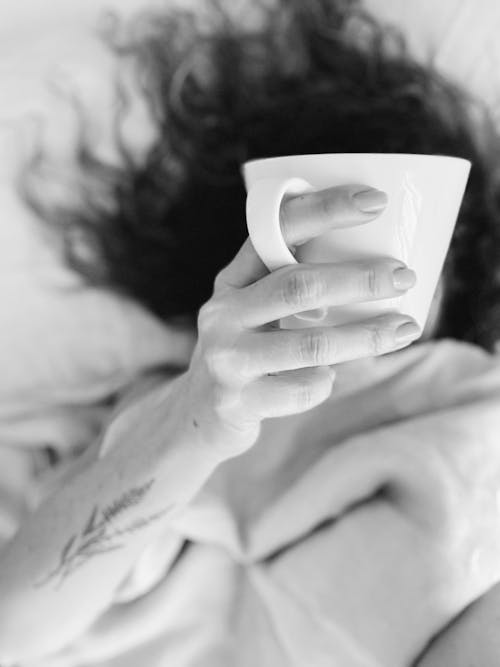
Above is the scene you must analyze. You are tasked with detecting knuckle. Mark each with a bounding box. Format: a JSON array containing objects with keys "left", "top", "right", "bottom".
[
  {"left": 212, "top": 383, "right": 246, "bottom": 426},
  {"left": 204, "top": 340, "right": 248, "bottom": 383},
  {"left": 203, "top": 346, "right": 224, "bottom": 377},
  {"left": 197, "top": 300, "right": 223, "bottom": 333},
  {"left": 212, "top": 383, "right": 230, "bottom": 412},
  {"left": 280, "top": 268, "right": 324, "bottom": 309},
  {"left": 360, "top": 265, "right": 382, "bottom": 299},
  {"left": 213, "top": 266, "right": 242, "bottom": 296},
  {"left": 366, "top": 324, "right": 387, "bottom": 356},
  {"left": 198, "top": 295, "right": 241, "bottom": 333},
  {"left": 294, "top": 381, "right": 316, "bottom": 409},
  {"left": 298, "top": 330, "right": 332, "bottom": 365},
  {"left": 292, "top": 372, "right": 329, "bottom": 410},
  {"left": 204, "top": 345, "right": 232, "bottom": 379},
  {"left": 231, "top": 344, "right": 252, "bottom": 379}
]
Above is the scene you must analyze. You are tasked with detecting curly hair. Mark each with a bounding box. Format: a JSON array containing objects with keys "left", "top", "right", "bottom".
[{"left": 19, "top": 0, "right": 500, "bottom": 351}]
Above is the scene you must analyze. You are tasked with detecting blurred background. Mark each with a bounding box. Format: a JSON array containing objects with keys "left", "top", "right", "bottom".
[
  {"left": 2, "top": 0, "right": 500, "bottom": 162},
  {"left": 2, "top": 0, "right": 500, "bottom": 133}
]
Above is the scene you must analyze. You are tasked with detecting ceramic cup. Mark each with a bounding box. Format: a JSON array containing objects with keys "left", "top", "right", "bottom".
[{"left": 243, "top": 153, "right": 471, "bottom": 330}]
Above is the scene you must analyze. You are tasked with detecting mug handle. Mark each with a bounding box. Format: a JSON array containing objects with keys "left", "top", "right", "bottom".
[{"left": 246, "top": 176, "right": 327, "bottom": 322}]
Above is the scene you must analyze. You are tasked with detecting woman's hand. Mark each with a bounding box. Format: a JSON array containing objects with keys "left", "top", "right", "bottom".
[{"left": 176, "top": 184, "right": 419, "bottom": 459}]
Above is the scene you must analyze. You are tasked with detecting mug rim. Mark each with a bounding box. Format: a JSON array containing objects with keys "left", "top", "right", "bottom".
[{"left": 243, "top": 152, "right": 472, "bottom": 170}]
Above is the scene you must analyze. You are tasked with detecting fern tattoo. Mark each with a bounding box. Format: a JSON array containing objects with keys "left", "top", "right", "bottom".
[{"left": 34, "top": 478, "right": 172, "bottom": 590}]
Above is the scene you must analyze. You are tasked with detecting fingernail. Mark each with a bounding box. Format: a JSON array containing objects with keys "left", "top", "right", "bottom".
[
  {"left": 395, "top": 321, "right": 421, "bottom": 344},
  {"left": 352, "top": 188, "right": 388, "bottom": 213},
  {"left": 393, "top": 267, "right": 417, "bottom": 291}
]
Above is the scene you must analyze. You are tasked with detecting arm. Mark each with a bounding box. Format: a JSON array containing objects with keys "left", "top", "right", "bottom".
[
  {"left": 0, "top": 183, "right": 417, "bottom": 664},
  {"left": 0, "top": 373, "right": 222, "bottom": 664}
]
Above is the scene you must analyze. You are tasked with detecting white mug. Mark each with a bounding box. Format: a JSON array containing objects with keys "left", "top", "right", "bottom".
[{"left": 243, "top": 153, "right": 471, "bottom": 330}]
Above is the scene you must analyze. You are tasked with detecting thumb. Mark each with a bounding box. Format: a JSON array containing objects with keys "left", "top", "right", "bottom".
[{"left": 215, "top": 235, "right": 271, "bottom": 290}]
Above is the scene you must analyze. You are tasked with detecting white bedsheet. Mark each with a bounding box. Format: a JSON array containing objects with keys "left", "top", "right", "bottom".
[{"left": 22, "top": 338, "right": 500, "bottom": 667}]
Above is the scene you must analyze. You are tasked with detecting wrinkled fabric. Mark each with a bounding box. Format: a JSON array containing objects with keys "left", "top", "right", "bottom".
[
  {"left": 21, "top": 338, "right": 500, "bottom": 667},
  {"left": 0, "top": 142, "right": 195, "bottom": 554}
]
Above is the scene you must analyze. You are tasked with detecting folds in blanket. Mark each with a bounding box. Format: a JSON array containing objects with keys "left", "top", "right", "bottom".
[
  {"left": 21, "top": 340, "right": 500, "bottom": 666},
  {"left": 168, "top": 340, "right": 500, "bottom": 666}
]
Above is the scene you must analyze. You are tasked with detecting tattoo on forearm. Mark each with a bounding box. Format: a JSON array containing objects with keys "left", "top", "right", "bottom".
[{"left": 34, "top": 478, "right": 173, "bottom": 590}]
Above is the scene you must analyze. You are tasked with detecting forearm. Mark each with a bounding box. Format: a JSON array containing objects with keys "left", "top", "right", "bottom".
[{"left": 0, "top": 375, "right": 221, "bottom": 664}]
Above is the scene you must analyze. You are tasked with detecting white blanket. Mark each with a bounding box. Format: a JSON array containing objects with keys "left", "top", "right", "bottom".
[{"left": 29, "top": 338, "right": 500, "bottom": 667}]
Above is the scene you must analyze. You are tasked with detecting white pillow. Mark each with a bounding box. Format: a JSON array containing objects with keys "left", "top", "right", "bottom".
[{"left": 0, "top": 130, "right": 195, "bottom": 451}]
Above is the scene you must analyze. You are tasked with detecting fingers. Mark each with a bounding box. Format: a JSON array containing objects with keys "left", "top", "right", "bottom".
[
  {"left": 243, "top": 366, "right": 336, "bottom": 419},
  {"left": 280, "top": 184, "right": 387, "bottom": 247},
  {"left": 215, "top": 183, "right": 387, "bottom": 291},
  {"left": 235, "top": 313, "right": 420, "bottom": 378},
  {"left": 234, "top": 258, "right": 416, "bottom": 329}
]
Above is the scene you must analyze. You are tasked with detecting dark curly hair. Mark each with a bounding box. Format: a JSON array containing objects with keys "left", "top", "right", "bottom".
[{"left": 19, "top": 0, "right": 500, "bottom": 351}]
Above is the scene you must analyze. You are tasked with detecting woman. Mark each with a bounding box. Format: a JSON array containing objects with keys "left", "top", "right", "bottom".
[{"left": 1, "top": 0, "right": 500, "bottom": 665}]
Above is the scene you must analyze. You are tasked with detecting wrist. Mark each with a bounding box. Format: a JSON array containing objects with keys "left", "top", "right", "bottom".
[{"left": 98, "top": 373, "right": 184, "bottom": 461}]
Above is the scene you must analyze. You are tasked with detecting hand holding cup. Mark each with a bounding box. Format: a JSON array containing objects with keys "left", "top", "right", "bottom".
[
  {"left": 179, "top": 182, "right": 421, "bottom": 460},
  {"left": 244, "top": 153, "right": 471, "bottom": 330}
]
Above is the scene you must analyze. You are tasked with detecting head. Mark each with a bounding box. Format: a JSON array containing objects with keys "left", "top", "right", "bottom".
[{"left": 20, "top": 0, "right": 500, "bottom": 351}]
